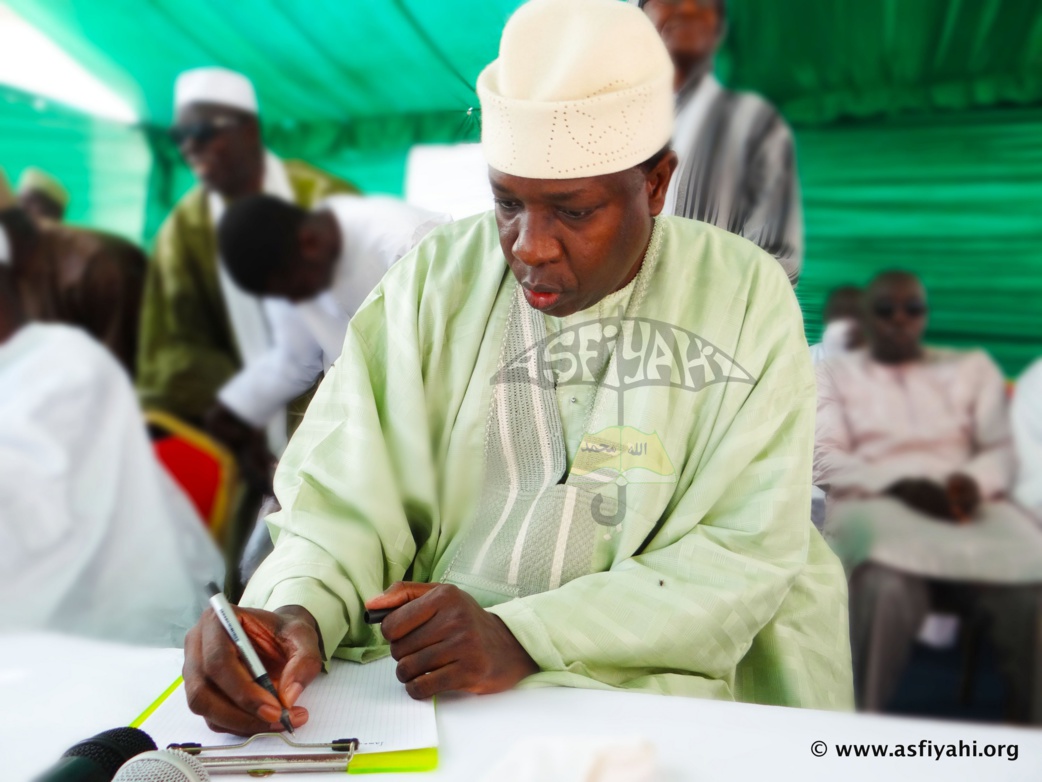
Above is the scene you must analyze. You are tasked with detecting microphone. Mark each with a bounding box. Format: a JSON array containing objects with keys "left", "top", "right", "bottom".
[
  {"left": 112, "top": 750, "right": 210, "bottom": 782},
  {"left": 34, "top": 728, "right": 158, "bottom": 782}
]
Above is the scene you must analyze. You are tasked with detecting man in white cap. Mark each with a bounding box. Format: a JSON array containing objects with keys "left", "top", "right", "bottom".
[
  {"left": 136, "top": 67, "right": 355, "bottom": 444},
  {"left": 17, "top": 167, "right": 69, "bottom": 224},
  {"left": 0, "top": 223, "right": 224, "bottom": 646},
  {"left": 181, "top": 0, "right": 851, "bottom": 735}
]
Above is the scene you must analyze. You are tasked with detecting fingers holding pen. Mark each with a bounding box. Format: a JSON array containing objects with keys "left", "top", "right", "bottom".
[
  {"left": 184, "top": 619, "right": 304, "bottom": 734},
  {"left": 183, "top": 606, "right": 313, "bottom": 734},
  {"left": 200, "top": 608, "right": 283, "bottom": 712}
]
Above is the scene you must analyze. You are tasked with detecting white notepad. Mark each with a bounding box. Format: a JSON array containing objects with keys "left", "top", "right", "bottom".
[{"left": 138, "top": 656, "right": 437, "bottom": 758}]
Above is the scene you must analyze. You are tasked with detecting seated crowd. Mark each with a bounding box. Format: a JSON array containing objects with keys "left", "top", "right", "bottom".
[
  {"left": 0, "top": 0, "right": 1038, "bottom": 728},
  {"left": 812, "top": 273, "right": 1042, "bottom": 722}
]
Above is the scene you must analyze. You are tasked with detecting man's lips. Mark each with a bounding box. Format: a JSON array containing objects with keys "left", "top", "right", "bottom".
[{"left": 522, "top": 283, "right": 564, "bottom": 311}]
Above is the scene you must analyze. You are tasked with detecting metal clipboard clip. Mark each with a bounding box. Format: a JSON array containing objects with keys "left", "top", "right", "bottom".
[{"left": 169, "top": 733, "right": 360, "bottom": 775}]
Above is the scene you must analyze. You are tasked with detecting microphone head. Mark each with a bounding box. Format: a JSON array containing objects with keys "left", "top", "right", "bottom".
[
  {"left": 113, "top": 749, "right": 210, "bottom": 782},
  {"left": 62, "top": 728, "right": 158, "bottom": 778}
]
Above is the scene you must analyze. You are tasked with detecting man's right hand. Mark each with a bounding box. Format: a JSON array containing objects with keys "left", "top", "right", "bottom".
[
  {"left": 885, "top": 478, "right": 958, "bottom": 521},
  {"left": 183, "top": 605, "right": 323, "bottom": 735}
]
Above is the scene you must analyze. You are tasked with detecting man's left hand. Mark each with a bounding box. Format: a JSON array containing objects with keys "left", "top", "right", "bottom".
[
  {"left": 946, "top": 473, "right": 981, "bottom": 522},
  {"left": 365, "top": 582, "right": 538, "bottom": 700}
]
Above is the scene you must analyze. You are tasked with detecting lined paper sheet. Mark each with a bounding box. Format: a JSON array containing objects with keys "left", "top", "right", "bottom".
[{"left": 141, "top": 656, "right": 437, "bottom": 755}]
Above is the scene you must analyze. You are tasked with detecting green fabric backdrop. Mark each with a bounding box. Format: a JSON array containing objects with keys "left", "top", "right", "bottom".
[
  {"left": 720, "top": 0, "right": 1042, "bottom": 124},
  {"left": 0, "top": 85, "right": 151, "bottom": 241},
  {"left": 1, "top": 0, "right": 1040, "bottom": 373},
  {"left": 796, "top": 107, "right": 1042, "bottom": 373}
]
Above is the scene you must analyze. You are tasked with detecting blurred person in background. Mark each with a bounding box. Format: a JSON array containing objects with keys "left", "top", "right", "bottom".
[
  {"left": 136, "top": 67, "right": 354, "bottom": 454},
  {"left": 815, "top": 270, "right": 1042, "bottom": 722},
  {"left": 205, "top": 193, "right": 448, "bottom": 499},
  {"left": 809, "top": 285, "right": 864, "bottom": 528},
  {"left": 0, "top": 167, "right": 12, "bottom": 207},
  {"left": 1013, "top": 358, "right": 1042, "bottom": 521},
  {"left": 17, "top": 166, "right": 68, "bottom": 224},
  {"left": 0, "top": 223, "right": 223, "bottom": 647},
  {"left": 137, "top": 69, "right": 356, "bottom": 585},
  {"left": 809, "top": 284, "right": 864, "bottom": 366},
  {"left": 636, "top": 0, "right": 802, "bottom": 283},
  {"left": 0, "top": 198, "right": 147, "bottom": 377}
]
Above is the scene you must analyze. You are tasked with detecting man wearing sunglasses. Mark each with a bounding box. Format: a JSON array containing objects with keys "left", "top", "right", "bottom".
[
  {"left": 137, "top": 67, "right": 355, "bottom": 456},
  {"left": 636, "top": 0, "right": 802, "bottom": 284},
  {"left": 815, "top": 270, "right": 1042, "bottom": 721}
]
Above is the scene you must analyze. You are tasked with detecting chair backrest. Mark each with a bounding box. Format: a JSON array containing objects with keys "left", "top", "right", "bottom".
[{"left": 145, "top": 410, "right": 238, "bottom": 542}]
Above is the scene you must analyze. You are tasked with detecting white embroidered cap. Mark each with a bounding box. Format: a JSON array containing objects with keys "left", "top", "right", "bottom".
[
  {"left": 175, "top": 67, "right": 258, "bottom": 114},
  {"left": 477, "top": 0, "right": 674, "bottom": 179},
  {"left": 0, "top": 224, "right": 11, "bottom": 267}
]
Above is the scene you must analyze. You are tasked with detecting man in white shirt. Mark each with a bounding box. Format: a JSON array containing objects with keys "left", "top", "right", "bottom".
[
  {"left": 0, "top": 225, "right": 224, "bottom": 646},
  {"left": 204, "top": 194, "right": 449, "bottom": 486},
  {"left": 809, "top": 285, "right": 864, "bottom": 527},
  {"left": 816, "top": 271, "right": 1042, "bottom": 720},
  {"left": 809, "top": 285, "right": 864, "bottom": 367}
]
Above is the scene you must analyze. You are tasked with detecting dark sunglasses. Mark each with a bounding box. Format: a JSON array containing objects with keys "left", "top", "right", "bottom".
[
  {"left": 168, "top": 115, "right": 245, "bottom": 146},
  {"left": 871, "top": 301, "right": 927, "bottom": 320}
]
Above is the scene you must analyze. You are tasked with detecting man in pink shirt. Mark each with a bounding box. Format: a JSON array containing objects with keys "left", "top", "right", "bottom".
[{"left": 815, "top": 270, "right": 1042, "bottom": 722}]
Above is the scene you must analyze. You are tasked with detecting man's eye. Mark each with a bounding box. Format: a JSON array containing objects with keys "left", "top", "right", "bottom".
[
  {"left": 559, "top": 208, "right": 592, "bottom": 220},
  {"left": 494, "top": 199, "right": 521, "bottom": 212}
]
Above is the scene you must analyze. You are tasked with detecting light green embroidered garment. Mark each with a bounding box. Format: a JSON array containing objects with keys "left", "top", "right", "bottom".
[
  {"left": 242, "top": 212, "right": 853, "bottom": 710},
  {"left": 136, "top": 160, "right": 356, "bottom": 423}
]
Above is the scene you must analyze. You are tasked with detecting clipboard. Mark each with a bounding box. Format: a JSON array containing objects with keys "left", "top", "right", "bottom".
[{"left": 130, "top": 656, "right": 438, "bottom": 774}]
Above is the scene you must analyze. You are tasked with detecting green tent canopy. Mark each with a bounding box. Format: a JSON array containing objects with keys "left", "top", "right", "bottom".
[{"left": 1, "top": 0, "right": 1040, "bottom": 372}]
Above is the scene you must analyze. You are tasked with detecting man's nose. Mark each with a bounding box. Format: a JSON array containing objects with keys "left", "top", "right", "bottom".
[
  {"left": 512, "top": 212, "right": 560, "bottom": 267},
  {"left": 890, "top": 308, "right": 913, "bottom": 328}
]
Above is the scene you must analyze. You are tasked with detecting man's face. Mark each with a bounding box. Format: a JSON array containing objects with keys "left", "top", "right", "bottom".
[
  {"left": 265, "top": 255, "right": 334, "bottom": 304},
  {"left": 18, "top": 190, "right": 63, "bottom": 223},
  {"left": 642, "top": 0, "right": 723, "bottom": 73},
  {"left": 489, "top": 154, "right": 675, "bottom": 318},
  {"left": 264, "top": 224, "right": 338, "bottom": 304},
  {"left": 172, "top": 103, "right": 260, "bottom": 197},
  {"left": 865, "top": 276, "right": 928, "bottom": 363}
]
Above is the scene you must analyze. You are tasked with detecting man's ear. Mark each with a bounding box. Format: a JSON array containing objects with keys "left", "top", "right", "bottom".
[{"left": 647, "top": 150, "right": 678, "bottom": 217}]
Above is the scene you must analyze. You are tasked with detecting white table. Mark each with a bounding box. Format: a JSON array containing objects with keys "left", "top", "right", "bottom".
[{"left": 4, "top": 632, "right": 1041, "bottom": 781}]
